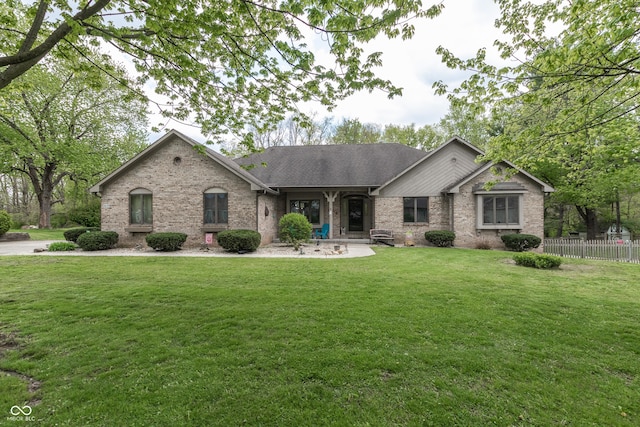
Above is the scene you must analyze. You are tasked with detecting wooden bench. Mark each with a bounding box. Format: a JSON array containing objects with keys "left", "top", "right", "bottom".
[{"left": 369, "top": 229, "right": 394, "bottom": 246}]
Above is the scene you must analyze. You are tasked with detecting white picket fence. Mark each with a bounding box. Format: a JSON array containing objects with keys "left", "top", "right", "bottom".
[{"left": 544, "top": 239, "right": 640, "bottom": 264}]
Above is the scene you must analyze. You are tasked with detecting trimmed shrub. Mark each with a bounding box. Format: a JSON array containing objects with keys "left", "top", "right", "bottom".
[
  {"left": 76, "top": 231, "right": 118, "bottom": 251},
  {"left": 145, "top": 232, "right": 188, "bottom": 251},
  {"left": 501, "top": 233, "right": 541, "bottom": 252},
  {"left": 217, "top": 229, "right": 261, "bottom": 252},
  {"left": 64, "top": 227, "right": 100, "bottom": 243},
  {"left": 279, "top": 213, "right": 313, "bottom": 250},
  {"left": 68, "top": 202, "right": 101, "bottom": 228},
  {"left": 48, "top": 242, "right": 77, "bottom": 252},
  {"left": 424, "top": 230, "right": 456, "bottom": 247},
  {"left": 0, "top": 210, "right": 10, "bottom": 237},
  {"left": 513, "top": 252, "right": 562, "bottom": 269}
]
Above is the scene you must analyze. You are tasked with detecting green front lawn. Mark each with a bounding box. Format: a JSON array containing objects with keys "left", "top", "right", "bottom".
[
  {"left": 1, "top": 248, "right": 638, "bottom": 426},
  {"left": 8, "top": 228, "right": 68, "bottom": 241}
]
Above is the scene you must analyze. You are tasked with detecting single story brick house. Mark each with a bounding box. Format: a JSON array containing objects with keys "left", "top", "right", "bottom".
[{"left": 89, "top": 130, "right": 553, "bottom": 248}]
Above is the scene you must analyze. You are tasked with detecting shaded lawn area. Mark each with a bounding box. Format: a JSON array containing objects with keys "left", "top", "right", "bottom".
[{"left": 0, "top": 248, "right": 639, "bottom": 426}]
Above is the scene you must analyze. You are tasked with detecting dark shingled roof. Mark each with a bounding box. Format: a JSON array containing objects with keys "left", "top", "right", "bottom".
[{"left": 234, "top": 144, "right": 429, "bottom": 187}]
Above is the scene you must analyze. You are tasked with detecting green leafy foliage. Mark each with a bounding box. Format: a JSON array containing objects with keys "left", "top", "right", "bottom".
[
  {"left": 424, "top": 230, "right": 456, "bottom": 247},
  {"left": 64, "top": 227, "right": 100, "bottom": 243},
  {"left": 76, "top": 231, "right": 118, "bottom": 251},
  {"left": 145, "top": 232, "right": 188, "bottom": 252},
  {"left": 279, "top": 213, "right": 313, "bottom": 249},
  {"left": 217, "top": 230, "right": 262, "bottom": 252},
  {"left": 435, "top": 0, "right": 640, "bottom": 238},
  {"left": 0, "top": 210, "right": 10, "bottom": 236},
  {"left": 513, "top": 252, "right": 562, "bottom": 269},
  {"left": 0, "top": 50, "right": 147, "bottom": 228},
  {"left": 0, "top": 1, "right": 443, "bottom": 152},
  {"left": 48, "top": 242, "right": 77, "bottom": 252},
  {"left": 501, "top": 234, "right": 542, "bottom": 252},
  {"left": 68, "top": 203, "right": 101, "bottom": 228}
]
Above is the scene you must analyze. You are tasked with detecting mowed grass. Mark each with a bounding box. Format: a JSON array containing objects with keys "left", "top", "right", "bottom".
[
  {"left": 8, "top": 228, "right": 68, "bottom": 240},
  {"left": 0, "top": 248, "right": 639, "bottom": 426}
]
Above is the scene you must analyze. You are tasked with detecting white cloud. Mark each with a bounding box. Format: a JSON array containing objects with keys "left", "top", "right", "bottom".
[{"left": 307, "top": 0, "right": 505, "bottom": 127}]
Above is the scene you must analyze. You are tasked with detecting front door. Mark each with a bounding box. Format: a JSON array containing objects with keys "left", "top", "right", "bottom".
[{"left": 348, "top": 198, "right": 364, "bottom": 232}]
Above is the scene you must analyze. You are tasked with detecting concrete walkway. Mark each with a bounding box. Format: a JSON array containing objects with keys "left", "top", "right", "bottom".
[{"left": 0, "top": 239, "right": 376, "bottom": 258}]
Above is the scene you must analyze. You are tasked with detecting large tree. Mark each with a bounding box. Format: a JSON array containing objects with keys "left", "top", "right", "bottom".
[
  {"left": 1, "top": 0, "right": 443, "bottom": 147},
  {"left": 434, "top": 0, "right": 640, "bottom": 238},
  {"left": 0, "top": 55, "right": 148, "bottom": 228},
  {"left": 435, "top": 0, "right": 640, "bottom": 140}
]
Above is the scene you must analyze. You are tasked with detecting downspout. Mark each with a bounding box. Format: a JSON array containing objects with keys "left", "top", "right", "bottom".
[
  {"left": 448, "top": 193, "right": 455, "bottom": 232},
  {"left": 256, "top": 192, "right": 261, "bottom": 233}
]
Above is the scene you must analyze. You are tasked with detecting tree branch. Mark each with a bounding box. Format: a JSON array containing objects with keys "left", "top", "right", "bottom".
[{"left": 0, "top": 0, "right": 113, "bottom": 89}]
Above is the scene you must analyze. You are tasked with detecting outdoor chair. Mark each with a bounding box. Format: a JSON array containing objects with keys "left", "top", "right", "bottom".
[{"left": 315, "top": 223, "right": 330, "bottom": 239}]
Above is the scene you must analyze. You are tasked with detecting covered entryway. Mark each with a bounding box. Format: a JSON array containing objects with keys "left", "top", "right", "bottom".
[
  {"left": 348, "top": 198, "right": 364, "bottom": 231},
  {"left": 341, "top": 194, "right": 372, "bottom": 237}
]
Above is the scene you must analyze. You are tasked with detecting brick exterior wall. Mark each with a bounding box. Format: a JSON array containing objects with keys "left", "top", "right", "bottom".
[
  {"left": 374, "top": 172, "right": 545, "bottom": 249},
  {"left": 373, "top": 196, "right": 450, "bottom": 245},
  {"left": 257, "top": 194, "right": 279, "bottom": 244},
  {"left": 98, "top": 134, "right": 546, "bottom": 250},
  {"left": 452, "top": 169, "right": 545, "bottom": 250},
  {"left": 99, "top": 136, "right": 264, "bottom": 247}
]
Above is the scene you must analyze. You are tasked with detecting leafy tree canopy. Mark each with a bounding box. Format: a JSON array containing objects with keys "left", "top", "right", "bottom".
[
  {"left": 0, "top": 51, "right": 148, "bottom": 227},
  {"left": 434, "top": 0, "right": 640, "bottom": 152},
  {"left": 0, "top": 0, "right": 443, "bottom": 147}
]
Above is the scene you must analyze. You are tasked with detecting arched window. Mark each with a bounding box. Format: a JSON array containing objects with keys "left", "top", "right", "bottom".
[
  {"left": 204, "top": 188, "right": 228, "bottom": 224},
  {"left": 129, "top": 188, "right": 153, "bottom": 225}
]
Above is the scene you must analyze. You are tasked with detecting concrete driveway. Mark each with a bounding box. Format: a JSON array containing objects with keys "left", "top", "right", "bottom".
[{"left": 0, "top": 240, "right": 62, "bottom": 255}]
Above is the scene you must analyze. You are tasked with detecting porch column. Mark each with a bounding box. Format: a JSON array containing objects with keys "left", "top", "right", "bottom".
[{"left": 322, "top": 191, "right": 339, "bottom": 239}]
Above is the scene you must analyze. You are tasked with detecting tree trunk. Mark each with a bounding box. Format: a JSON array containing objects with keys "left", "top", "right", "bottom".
[
  {"left": 555, "top": 204, "right": 565, "bottom": 237},
  {"left": 37, "top": 188, "right": 53, "bottom": 229},
  {"left": 26, "top": 161, "right": 57, "bottom": 229},
  {"left": 615, "top": 199, "right": 622, "bottom": 237},
  {"left": 575, "top": 206, "right": 598, "bottom": 240}
]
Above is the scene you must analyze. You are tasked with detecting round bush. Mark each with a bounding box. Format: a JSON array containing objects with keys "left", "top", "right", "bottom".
[
  {"left": 217, "top": 229, "right": 261, "bottom": 252},
  {"left": 64, "top": 227, "right": 100, "bottom": 243},
  {"left": 279, "top": 213, "right": 312, "bottom": 249},
  {"left": 424, "top": 230, "right": 456, "bottom": 247},
  {"left": 76, "top": 231, "right": 119, "bottom": 251},
  {"left": 48, "top": 242, "right": 77, "bottom": 252},
  {"left": 0, "top": 210, "right": 10, "bottom": 237},
  {"left": 145, "top": 232, "right": 188, "bottom": 251},
  {"left": 501, "top": 233, "right": 541, "bottom": 252}
]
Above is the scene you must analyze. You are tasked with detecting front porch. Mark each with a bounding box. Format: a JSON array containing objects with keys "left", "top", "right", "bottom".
[{"left": 281, "top": 189, "right": 374, "bottom": 240}]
